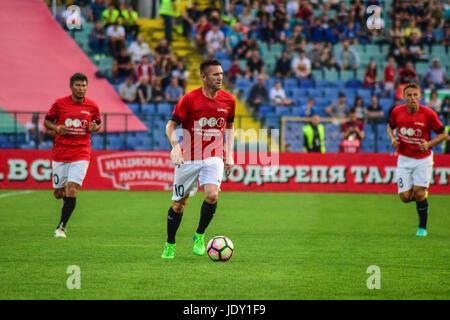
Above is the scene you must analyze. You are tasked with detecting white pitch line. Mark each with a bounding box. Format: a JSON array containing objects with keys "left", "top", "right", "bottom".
[{"left": 0, "top": 190, "right": 36, "bottom": 198}]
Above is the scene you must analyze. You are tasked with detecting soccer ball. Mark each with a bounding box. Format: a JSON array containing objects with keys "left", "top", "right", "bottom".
[{"left": 207, "top": 236, "right": 234, "bottom": 262}]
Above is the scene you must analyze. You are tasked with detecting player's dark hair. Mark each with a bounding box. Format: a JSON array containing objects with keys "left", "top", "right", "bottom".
[
  {"left": 70, "top": 73, "right": 88, "bottom": 86},
  {"left": 403, "top": 83, "right": 421, "bottom": 94},
  {"left": 200, "top": 59, "right": 221, "bottom": 74}
]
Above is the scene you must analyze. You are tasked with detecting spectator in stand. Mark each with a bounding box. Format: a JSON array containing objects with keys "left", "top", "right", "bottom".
[
  {"left": 171, "top": 59, "right": 189, "bottom": 90},
  {"left": 203, "top": 0, "right": 221, "bottom": 19},
  {"left": 260, "top": 19, "right": 277, "bottom": 44},
  {"left": 307, "top": 42, "right": 323, "bottom": 70},
  {"left": 227, "top": 57, "right": 242, "bottom": 88},
  {"left": 308, "top": 17, "right": 324, "bottom": 43},
  {"left": 25, "top": 113, "right": 44, "bottom": 148},
  {"left": 425, "top": 88, "right": 442, "bottom": 113},
  {"left": 245, "top": 49, "right": 266, "bottom": 80},
  {"left": 279, "top": 22, "right": 293, "bottom": 46},
  {"left": 421, "top": 23, "right": 436, "bottom": 46},
  {"left": 388, "top": 37, "right": 407, "bottom": 67},
  {"left": 297, "top": 1, "right": 313, "bottom": 21},
  {"left": 120, "top": 3, "right": 139, "bottom": 40},
  {"left": 302, "top": 98, "right": 318, "bottom": 117},
  {"left": 226, "top": 22, "right": 244, "bottom": 56},
  {"left": 112, "top": 48, "right": 135, "bottom": 83},
  {"left": 165, "top": 77, "right": 184, "bottom": 107},
  {"left": 106, "top": 20, "right": 126, "bottom": 57},
  {"left": 303, "top": 114, "right": 326, "bottom": 153},
  {"left": 398, "top": 60, "right": 419, "bottom": 85},
  {"left": 135, "top": 55, "right": 153, "bottom": 83},
  {"left": 287, "top": 24, "right": 306, "bottom": 54},
  {"left": 153, "top": 38, "right": 176, "bottom": 67},
  {"left": 404, "top": 17, "right": 422, "bottom": 40},
  {"left": 424, "top": 57, "right": 448, "bottom": 89},
  {"left": 270, "top": 81, "right": 293, "bottom": 106},
  {"left": 159, "top": 0, "right": 176, "bottom": 43},
  {"left": 366, "top": 95, "right": 385, "bottom": 120},
  {"left": 101, "top": 3, "right": 120, "bottom": 28},
  {"left": 274, "top": 50, "right": 292, "bottom": 79},
  {"left": 205, "top": 23, "right": 225, "bottom": 58},
  {"left": 326, "top": 92, "right": 348, "bottom": 118},
  {"left": 442, "top": 26, "right": 450, "bottom": 46},
  {"left": 128, "top": 35, "right": 152, "bottom": 64},
  {"left": 88, "top": 0, "right": 106, "bottom": 23},
  {"left": 339, "top": 108, "right": 365, "bottom": 153},
  {"left": 195, "top": 14, "right": 212, "bottom": 53},
  {"left": 342, "top": 19, "right": 361, "bottom": 44},
  {"left": 182, "top": 1, "right": 202, "bottom": 38},
  {"left": 389, "top": 19, "right": 405, "bottom": 42},
  {"left": 320, "top": 43, "right": 340, "bottom": 71},
  {"left": 119, "top": 76, "right": 137, "bottom": 103},
  {"left": 323, "top": 19, "right": 340, "bottom": 44},
  {"left": 151, "top": 77, "right": 165, "bottom": 104},
  {"left": 363, "top": 61, "right": 379, "bottom": 89},
  {"left": 353, "top": 96, "right": 367, "bottom": 122},
  {"left": 440, "top": 96, "right": 450, "bottom": 124},
  {"left": 405, "top": 32, "right": 426, "bottom": 63},
  {"left": 136, "top": 75, "right": 152, "bottom": 107},
  {"left": 383, "top": 56, "right": 396, "bottom": 94},
  {"left": 336, "top": 40, "right": 360, "bottom": 71},
  {"left": 89, "top": 21, "right": 108, "bottom": 56},
  {"left": 291, "top": 49, "right": 311, "bottom": 79},
  {"left": 247, "top": 21, "right": 262, "bottom": 41},
  {"left": 247, "top": 75, "right": 269, "bottom": 115}
]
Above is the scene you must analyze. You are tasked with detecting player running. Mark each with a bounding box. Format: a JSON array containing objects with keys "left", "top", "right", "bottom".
[
  {"left": 387, "top": 83, "right": 447, "bottom": 236},
  {"left": 44, "top": 73, "right": 101, "bottom": 238},
  {"left": 161, "top": 59, "right": 235, "bottom": 259}
]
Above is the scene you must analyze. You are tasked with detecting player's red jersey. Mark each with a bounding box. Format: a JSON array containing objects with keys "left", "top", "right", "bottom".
[
  {"left": 389, "top": 104, "right": 444, "bottom": 159},
  {"left": 171, "top": 88, "right": 235, "bottom": 161},
  {"left": 46, "top": 96, "right": 101, "bottom": 162}
]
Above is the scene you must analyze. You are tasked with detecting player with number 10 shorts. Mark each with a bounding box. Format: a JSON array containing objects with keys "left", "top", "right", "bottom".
[{"left": 161, "top": 59, "right": 236, "bottom": 259}]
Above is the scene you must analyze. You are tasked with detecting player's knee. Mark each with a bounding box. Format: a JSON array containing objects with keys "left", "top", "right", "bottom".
[
  {"left": 205, "top": 192, "right": 218, "bottom": 204},
  {"left": 53, "top": 189, "right": 65, "bottom": 199},
  {"left": 172, "top": 202, "right": 185, "bottom": 213},
  {"left": 66, "top": 183, "right": 79, "bottom": 197},
  {"left": 413, "top": 188, "right": 426, "bottom": 202},
  {"left": 399, "top": 193, "right": 412, "bottom": 203}
]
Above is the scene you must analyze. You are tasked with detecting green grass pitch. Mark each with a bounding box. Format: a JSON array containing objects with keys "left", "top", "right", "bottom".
[{"left": 0, "top": 189, "right": 449, "bottom": 300}]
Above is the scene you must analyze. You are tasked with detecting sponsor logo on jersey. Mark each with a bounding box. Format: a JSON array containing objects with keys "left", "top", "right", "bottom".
[
  {"left": 400, "top": 127, "right": 423, "bottom": 137},
  {"left": 217, "top": 108, "right": 228, "bottom": 112},
  {"left": 414, "top": 122, "right": 425, "bottom": 127},
  {"left": 81, "top": 110, "right": 91, "bottom": 115},
  {"left": 197, "top": 117, "right": 225, "bottom": 128}
]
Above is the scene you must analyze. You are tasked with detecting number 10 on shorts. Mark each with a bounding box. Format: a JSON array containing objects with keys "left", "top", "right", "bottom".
[{"left": 174, "top": 184, "right": 185, "bottom": 198}]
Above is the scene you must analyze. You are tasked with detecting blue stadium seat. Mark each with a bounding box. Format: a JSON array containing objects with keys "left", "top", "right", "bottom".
[
  {"left": 156, "top": 103, "right": 173, "bottom": 115},
  {"left": 315, "top": 80, "right": 330, "bottom": 88},
  {"left": 264, "top": 116, "right": 281, "bottom": 129},
  {"left": 141, "top": 103, "right": 155, "bottom": 114},
  {"left": 283, "top": 78, "right": 299, "bottom": 90},
  {"left": 299, "top": 79, "right": 315, "bottom": 88},
  {"left": 258, "top": 105, "right": 273, "bottom": 117},
  {"left": 275, "top": 107, "right": 291, "bottom": 116},
  {"left": 346, "top": 80, "right": 363, "bottom": 89}
]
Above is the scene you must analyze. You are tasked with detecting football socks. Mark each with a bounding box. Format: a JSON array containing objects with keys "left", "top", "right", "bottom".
[
  {"left": 58, "top": 197, "right": 76, "bottom": 228},
  {"left": 196, "top": 201, "right": 217, "bottom": 234},
  {"left": 416, "top": 199, "right": 428, "bottom": 229},
  {"left": 167, "top": 206, "right": 183, "bottom": 244}
]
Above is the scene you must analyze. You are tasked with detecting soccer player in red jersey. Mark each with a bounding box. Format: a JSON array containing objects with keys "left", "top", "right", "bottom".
[
  {"left": 387, "top": 83, "right": 448, "bottom": 236},
  {"left": 161, "top": 59, "right": 235, "bottom": 259},
  {"left": 43, "top": 73, "right": 102, "bottom": 238}
]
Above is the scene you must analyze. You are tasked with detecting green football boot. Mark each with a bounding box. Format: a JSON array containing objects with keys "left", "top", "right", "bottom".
[
  {"left": 416, "top": 227, "right": 427, "bottom": 237},
  {"left": 193, "top": 233, "right": 206, "bottom": 256},
  {"left": 161, "top": 242, "right": 176, "bottom": 259}
]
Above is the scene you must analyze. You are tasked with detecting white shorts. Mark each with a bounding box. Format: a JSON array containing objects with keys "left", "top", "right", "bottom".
[
  {"left": 396, "top": 154, "right": 433, "bottom": 194},
  {"left": 171, "top": 156, "right": 224, "bottom": 201},
  {"left": 52, "top": 160, "right": 90, "bottom": 189}
]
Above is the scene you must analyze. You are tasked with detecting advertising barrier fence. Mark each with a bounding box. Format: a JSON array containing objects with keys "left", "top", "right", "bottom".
[{"left": 0, "top": 149, "right": 449, "bottom": 194}]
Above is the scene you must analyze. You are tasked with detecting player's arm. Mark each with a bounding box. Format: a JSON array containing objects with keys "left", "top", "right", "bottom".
[
  {"left": 224, "top": 121, "right": 234, "bottom": 176},
  {"left": 419, "top": 127, "right": 448, "bottom": 152},
  {"left": 166, "top": 119, "right": 183, "bottom": 167},
  {"left": 89, "top": 119, "right": 102, "bottom": 132},
  {"left": 387, "top": 123, "right": 400, "bottom": 148},
  {"left": 44, "top": 118, "right": 67, "bottom": 135}
]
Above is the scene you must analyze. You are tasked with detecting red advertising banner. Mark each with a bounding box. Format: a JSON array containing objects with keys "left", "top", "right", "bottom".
[{"left": 0, "top": 149, "right": 449, "bottom": 193}]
